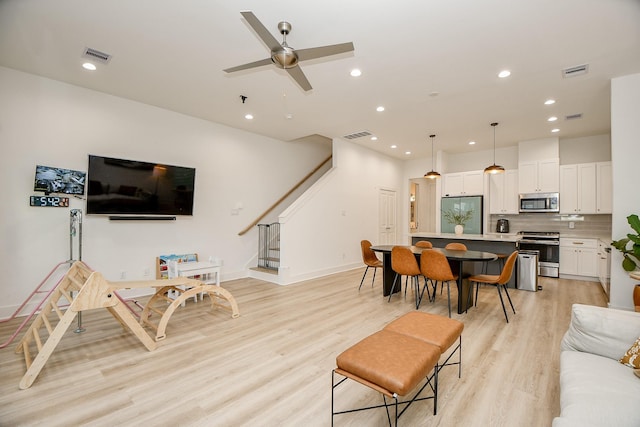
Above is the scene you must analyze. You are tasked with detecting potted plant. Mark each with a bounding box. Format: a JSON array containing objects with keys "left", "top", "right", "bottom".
[
  {"left": 611, "top": 214, "right": 640, "bottom": 273},
  {"left": 443, "top": 208, "right": 473, "bottom": 235},
  {"left": 611, "top": 214, "right": 640, "bottom": 311}
]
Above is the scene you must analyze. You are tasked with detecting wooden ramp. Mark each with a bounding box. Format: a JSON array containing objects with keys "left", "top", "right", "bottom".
[
  {"left": 139, "top": 283, "right": 240, "bottom": 341},
  {"left": 14, "top": 261, "right": 239, "bottom": 389}
]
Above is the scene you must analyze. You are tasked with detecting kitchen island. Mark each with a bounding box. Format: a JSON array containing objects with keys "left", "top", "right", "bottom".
[{"left": 410, "top": 233, "right": 520, "bottom": 287}]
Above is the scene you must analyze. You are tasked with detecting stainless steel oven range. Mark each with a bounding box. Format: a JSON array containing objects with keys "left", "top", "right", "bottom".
[{"left": 516, "top": 231, "right": 560, "bottom": 278}]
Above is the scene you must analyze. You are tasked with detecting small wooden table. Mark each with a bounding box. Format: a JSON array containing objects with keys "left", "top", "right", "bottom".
[{"left": 370, "top": 245, "right": 497, "bottom": 314}]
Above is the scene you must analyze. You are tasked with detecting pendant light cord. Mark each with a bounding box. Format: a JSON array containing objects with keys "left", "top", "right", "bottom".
[
  {"left": 430, "top": 134, "right": 436, "bottom": 170},
  {"left": 491, "top": 122, "right": 498, "bottom": 164}
]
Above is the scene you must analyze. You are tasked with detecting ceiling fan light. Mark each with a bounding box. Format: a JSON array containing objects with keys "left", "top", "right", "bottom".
[{"left": 272, "top": 48, "right": 298, "bottom": 69}]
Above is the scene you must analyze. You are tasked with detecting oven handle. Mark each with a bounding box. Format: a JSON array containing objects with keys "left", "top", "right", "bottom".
[{"left": 518, "top": 240, "right": 560, "bottom": 246}]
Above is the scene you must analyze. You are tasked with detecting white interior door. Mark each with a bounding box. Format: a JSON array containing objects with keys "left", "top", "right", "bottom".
[{"left": 379, "top": 189, "right": 397, "bottom": 244}]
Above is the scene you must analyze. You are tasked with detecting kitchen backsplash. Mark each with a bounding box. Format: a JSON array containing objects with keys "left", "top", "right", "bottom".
[{"left": 488, "top": 213, "right": 612, "bottom": 240}]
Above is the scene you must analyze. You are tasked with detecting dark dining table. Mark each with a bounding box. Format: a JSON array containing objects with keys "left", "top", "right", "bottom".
[{"left": 370, "top": 245, "right": 498, "bottom": 314}]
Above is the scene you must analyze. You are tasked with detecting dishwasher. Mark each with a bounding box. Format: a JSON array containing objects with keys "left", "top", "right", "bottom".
[{"left": 517, "top": 250, "right": 539, "bottom": 292}]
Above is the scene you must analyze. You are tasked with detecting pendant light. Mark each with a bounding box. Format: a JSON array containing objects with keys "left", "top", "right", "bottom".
[
  {"left": 484, "top": 122, "right": 505, "bottom": 174},
  {"left": 424, "top": 134, "right": 441, "bottom": 179}
]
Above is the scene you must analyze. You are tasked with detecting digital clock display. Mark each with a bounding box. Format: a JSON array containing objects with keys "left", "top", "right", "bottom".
[{"left": 30, "top": 196, "right": 69, "bottom": 207}]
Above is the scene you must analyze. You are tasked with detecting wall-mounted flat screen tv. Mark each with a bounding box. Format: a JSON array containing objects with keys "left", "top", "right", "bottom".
[
  {"left": 86, "top": 155, "right": 196, "bottom": 216},
  {"left": 34, "top": 165, "right": 86, "bottom": 195}
]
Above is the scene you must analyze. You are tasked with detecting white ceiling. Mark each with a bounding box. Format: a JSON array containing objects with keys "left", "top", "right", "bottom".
[{"left": 1, "top": 0, "right": 639, "bottom": 160}]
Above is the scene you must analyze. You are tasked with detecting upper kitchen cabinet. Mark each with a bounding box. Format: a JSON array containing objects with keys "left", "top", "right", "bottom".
[
  {"left": 560, "top": 163, "right": 596, "bottom": 214},
  {"left": 442, "top": 170, "right": 484, "bottom": 196},
  {"left": 560, "top": 162, "right": 611, "bottom": 214},
  {"left": 518, "top": 159, "right": 559, "bottom": 194},
  {"left": 596, "top": 161, "right": 612, "bottom": 214},
  {"left": 489, "top": 169, "right": 519, "bottom": 214}
]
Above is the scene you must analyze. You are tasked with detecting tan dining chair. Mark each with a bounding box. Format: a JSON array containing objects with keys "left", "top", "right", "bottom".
[
  {"left": 467, "top": 251, "right": 518, "bottom": 323},
  {"left": 445, "top": 242, "right": 467, "bottom": 251},
  {"left": 415, "top": 240, "right": 433, "bottom": 248},
  {"left": 359, "top": 240, "right": 383, "bottom": 291},
  {"left": 431, "top": 243, "right": 467, "bottom": 296},
  {"left": 389, "top": 246, "right": 427, "bottom": 308},
  {"left": 420, "top": 249, "right": 458, "bottom": 317}
]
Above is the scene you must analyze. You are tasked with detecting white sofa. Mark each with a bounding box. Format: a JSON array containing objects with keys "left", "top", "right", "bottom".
[{"left": 553, "top": 304, "right": 640, "bottom": 427}]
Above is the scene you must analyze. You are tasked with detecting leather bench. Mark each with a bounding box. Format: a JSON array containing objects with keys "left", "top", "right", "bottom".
[
  {"left": 331, "top": 311, "right": 464, "bottom": 426},
  {"left": 384, "top": 311, "right": 464, "bottom": 376},
  {"left": 332, "top": 330, "right": 440, "bottom": 426}
]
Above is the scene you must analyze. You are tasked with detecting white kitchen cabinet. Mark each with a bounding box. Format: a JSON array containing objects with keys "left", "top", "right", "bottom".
[
  {"left": 596, "top": 161, "right": 612, "bottom": 214},
  {"left": 518, "top": 158, "right": 559, "bottom": 194},
  {"left": 560, "top": 162, "right": 611, "bottom": 215},
  {"left": 489, "top": 169, "right": 518, "bottom": 214},
  {"left": 560, "top": 163, "right": 597, "bottom": 214},
  {"left": 560, "top": 238, "right": 598, "bottom": 277},
  {"left": 442, "top": 170, "right": 484, "bottom": 196}
]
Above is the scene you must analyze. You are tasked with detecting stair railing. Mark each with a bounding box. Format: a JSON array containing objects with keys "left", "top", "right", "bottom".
[{"left": 238, "top": 155, "right": 331, "bottom": 236}]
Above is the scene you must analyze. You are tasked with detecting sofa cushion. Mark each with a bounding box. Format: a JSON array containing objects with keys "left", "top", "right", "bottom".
[
  {"left": 620, "top": 336, "right": 640, "bottom": 368},
  {"left": 560, "top": 304, "right": 640, "bottom": 360},
  {"left": 554, "top": 350, "right": 640, "bottom": 427}
]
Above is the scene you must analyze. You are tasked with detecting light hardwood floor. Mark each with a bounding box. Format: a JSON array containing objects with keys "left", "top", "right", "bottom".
[{"left": 0, "top": 269, "right": 606, "bottom": 426}]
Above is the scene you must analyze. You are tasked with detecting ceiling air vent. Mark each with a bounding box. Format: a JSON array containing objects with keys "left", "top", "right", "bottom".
[
  {"left": 82, "top": 47, "right": 112, "bottom": 64},
  {"left": 562, "top": 64, "right": 588, "bottom": 78},
  {"left": 565, "top": 113, "right": 583, "bottom": 120},
  {"left": 342, "top": 130, "right": 372, "bottom": 140}
]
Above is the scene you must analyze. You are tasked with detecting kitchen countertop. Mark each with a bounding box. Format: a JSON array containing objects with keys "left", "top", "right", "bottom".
[
  {"left": 560, "top": 234, "right": 612, "bottom": 242},
  {"left": 410, "top": 232, "right": 520, "bottom": 243}
]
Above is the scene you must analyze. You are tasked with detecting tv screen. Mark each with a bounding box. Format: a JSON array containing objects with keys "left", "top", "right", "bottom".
[
  {"left": 86, "top": 155, "right": 196, "bottom": 216},
  {"left": 34, "top": 165, "right": 86, "bottom": 195}
]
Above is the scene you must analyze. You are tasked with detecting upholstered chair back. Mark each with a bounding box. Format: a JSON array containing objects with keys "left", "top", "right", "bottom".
[
  {"left": 420, "top": 249, "right": 456, "bottom": 282},
  {"left": 391, "top": 246, "right": 420, "bottom": 276}
]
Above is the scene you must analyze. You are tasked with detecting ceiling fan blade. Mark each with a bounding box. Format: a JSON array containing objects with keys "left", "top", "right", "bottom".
[
  {"left": 286, "top": 66, "right": 312, "bottom": 91},
  {"left": 223, "top": 58, "right": 273, "bottom": 73},
  {"left": 296, "top": 42, "right": 354, "bottom": 62},
  {"left": 240, "top": 11, "right": 282, "bottom": 51}
]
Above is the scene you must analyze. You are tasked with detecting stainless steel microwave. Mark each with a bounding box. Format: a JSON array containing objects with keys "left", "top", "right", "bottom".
[{"left": 519, "top": 192, "right": 559, "bottom": 213}]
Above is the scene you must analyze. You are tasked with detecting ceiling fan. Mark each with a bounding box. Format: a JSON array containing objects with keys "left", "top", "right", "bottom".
[{"left": 223, "top": 11, "right": 355, "bottom": 91}]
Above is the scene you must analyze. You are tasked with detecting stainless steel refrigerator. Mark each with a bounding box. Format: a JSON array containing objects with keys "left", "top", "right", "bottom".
[{"left": 440, "top": 195, "right": 483, "bottom": 234}]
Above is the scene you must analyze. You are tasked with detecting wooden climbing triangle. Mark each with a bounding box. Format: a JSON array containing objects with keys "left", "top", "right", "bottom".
[{"left": 14, "top": 260, "right": 240, "bottom": 389}]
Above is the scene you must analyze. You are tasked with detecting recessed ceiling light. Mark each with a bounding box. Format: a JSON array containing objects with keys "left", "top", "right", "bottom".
[
  {"left": 245, "top": 114, "right": 254, "bottom": 120},
  {"left": 405, "top": 151, "right": 411, "bottom": 155},
  {"left": 371, "top": 136, "right": 378, "bottom": 141},
  {"left": 376, "top": 106, "right": 385, "bottom": 112},
  {"left": 390, "top": 145, "right": 397, "bottom": 149},
  {"left": 350, "top": 69, "right": 362, "bottom": 77},
  {"left": 82, "top": 62, "right": 96, "bottom": 71},
  {"left": 551, "top": 128, "right": 560, "bottom": 133},
  {"left": 498, "top": 70, "right": 511, "bottom": 78},
  {"left": 544, "top": 99, "right": 556, "bottom": 105},
  {"left": 468, "top": 141, "right": 476, "bottom": 145},
  {"left": 548, "top": 116, "right": 558, "bottom": 122}
]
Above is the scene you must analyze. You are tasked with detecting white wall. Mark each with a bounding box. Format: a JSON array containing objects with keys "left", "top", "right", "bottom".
[
  {"left": 278, "top": 139, "right": 404, "bottom": 283},
  {"left": 0, "top": 67, "right": 338, "bottom": 316},
  {"left": 560, "top": 134, "right": 611, "bottom": 164},
  {"left": 518, "top": 137, "right": 559, "bottom": 161},
  {"left": 610, "top": 72, "right": 640, "bottom": 310}
]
